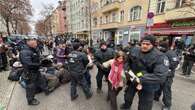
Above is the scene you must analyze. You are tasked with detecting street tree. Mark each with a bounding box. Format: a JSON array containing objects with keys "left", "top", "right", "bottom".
[
  {"left": 35, "top": 20, "right": 46, "bottom": 36},
  {"left": 0, "top": 0, "right": 32, "bottom": 35},
  {"left": 38, "top": 3, "right": 54, "bottom": 37}
]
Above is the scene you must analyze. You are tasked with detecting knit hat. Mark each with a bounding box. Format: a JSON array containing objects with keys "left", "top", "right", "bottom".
[
  {"left": 100, "top": 41, "right": 107, "bottom": 47},
  {"left": 142, "top": 35, "right": 156, "bottom": 45},
  {"left": 72, "top": 42, "right": 81, "bottom": 50},
  {"left": 159, "top": 41, "right": 169, "bottom": 52}
]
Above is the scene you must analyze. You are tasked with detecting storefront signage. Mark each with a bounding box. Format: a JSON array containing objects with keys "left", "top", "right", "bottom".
[
  {"left": 172, "top": 20, "right": 195, "bottom": 27},
  {"left": 123, "top": 31, "right": 128, "bottom": 35}
]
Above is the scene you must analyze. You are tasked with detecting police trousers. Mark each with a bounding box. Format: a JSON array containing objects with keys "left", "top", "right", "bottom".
[
  {"left": 25, "top": 73, "right": 48, "bottom": 102},
  {"left": 182, "top": 59, "right": 194, "bottom": 75},
  {"left": 96, "top": 68, "right": 109, "bottom": 90},
  {"left": 124, "top": 83, "right": 155, "bottom": 110},
  {"left": 70, "top": 74, "right": 91, "bottom": 98},
  {"left": 84, "top": 70, "right": 91, "bottom": 88},
  {"left": 154, "top": 77, "right": 173, "bottom": 107}
]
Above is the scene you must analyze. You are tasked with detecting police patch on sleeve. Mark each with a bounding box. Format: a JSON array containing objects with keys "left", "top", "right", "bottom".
[
  {"left": 172, "top": 57, "right": 178, "bottom": 61},
  {"left": 164, "top": 59, "right": 169, "bottom": 66}
]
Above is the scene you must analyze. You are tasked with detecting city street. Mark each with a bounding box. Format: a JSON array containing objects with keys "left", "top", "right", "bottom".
[
  {"left": 1, "top": 0, "right": 195, "bottom": 110},
  {"left": 1, "top": 66, "right": 195, "bottom": 110}
]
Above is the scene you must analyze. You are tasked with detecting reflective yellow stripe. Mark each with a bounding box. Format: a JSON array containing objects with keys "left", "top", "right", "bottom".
[{"left": 136, "top": 72, "right": 143, "bottom": 77}]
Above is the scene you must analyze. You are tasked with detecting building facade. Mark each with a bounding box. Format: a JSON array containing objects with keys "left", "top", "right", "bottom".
[
  {"left": 0, "top": 16, "right": 7, "bottom": 37},
  {"left": 67, "top": 0, "right": 90, "bottom": 40},
  {"left": 91, "top": 0, "right": 149, "bottom": 45},
  {"left": 148, "top": 0, "right": 195, "bottom": 45},
  {"left": 51, "top": 3, "right": 67, "bottom": 36}
]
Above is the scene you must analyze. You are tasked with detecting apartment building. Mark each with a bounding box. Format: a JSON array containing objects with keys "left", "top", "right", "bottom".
[
  {"left": 148, "top": 0, "right": 195, "bottom": 44},
  {"left": 91, "top": 0, "right": 149, "bottom": 45},
  {"left": 0, "top": 16, "right": 7, "bottom": 37},
  {"left": 67, "top": 0, "right": 90, "bottom": 40}
]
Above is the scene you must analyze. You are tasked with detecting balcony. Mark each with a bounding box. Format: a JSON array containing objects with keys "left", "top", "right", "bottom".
[
  {"left": 101, "top": 1, "right": 120, "bottom": 14},
  {"left": 100, "top": 22, "right": 120, "bottom": 29},
  {"left": 165, "top": 5, "right": 195, "bottom": 20}
]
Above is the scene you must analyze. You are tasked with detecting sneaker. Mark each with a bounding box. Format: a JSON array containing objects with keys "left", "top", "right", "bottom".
[
  {"left": 162, "top": 106, "right": 171, "bottom": 110},
  {"left": 28, "top": 99, "right": 40, "bottom": 105},
  {"left": 71, "top": 94, "right": 79, "bottom": 101},
  {"left": 120, "top": 103, "right": 130, "bottom": 110}
]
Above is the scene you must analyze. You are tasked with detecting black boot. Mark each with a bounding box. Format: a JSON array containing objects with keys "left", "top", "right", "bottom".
[
  {"left": 162, "top": 106, "right": 171, "bottom": 110},
  {"left": 120, "top": 103, "right": 130, "bottom": 110},
  {"left": 71, "top": 94, "right": 79, "bottom": 101},
  {"left": 86, "top": 92, "right": 93, "bottom": 100},
  {"left": 28, "top": 98, "right": 40, "bottom": 105}
]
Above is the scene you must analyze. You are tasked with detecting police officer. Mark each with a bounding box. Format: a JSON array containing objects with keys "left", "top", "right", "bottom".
[
  {"left": 182, "top": 44, "right": 195, "bottom": 76},
  {"left": 94, "top": 41, "right": 115, "bottom": 93},
  {"left": 120, "top": 35, "right": 169, "bottom": 110},
  {"left": 67, "top": 43, "right": 92, "bottom": 100},
  {"left": 155, "top": 42, "right": 179, "bottom": 110},
  {"left": 19, "top": 37, "right": 48, "bottom": 105}
]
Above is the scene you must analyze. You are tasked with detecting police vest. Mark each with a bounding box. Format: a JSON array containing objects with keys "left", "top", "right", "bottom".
[{"left": 68, "top": 52, "right": 86, "bottom": 75}]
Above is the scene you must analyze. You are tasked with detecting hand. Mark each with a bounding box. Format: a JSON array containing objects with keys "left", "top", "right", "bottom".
[
  {"left": 136, "top": 84, "right": 142, "bottom": 91},
  {"left": 125, "top": 71, "right": 131, "bottom": 81}
]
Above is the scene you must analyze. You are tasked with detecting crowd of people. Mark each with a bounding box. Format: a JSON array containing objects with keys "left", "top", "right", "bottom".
[{"left": 0, "top": 35, "right": 195, "bottom": 110}]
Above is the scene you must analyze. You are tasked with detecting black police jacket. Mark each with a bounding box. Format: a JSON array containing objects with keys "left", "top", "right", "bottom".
[
  {"left": 19, "top": 45, "right": 40, "bottom": 72},
  {"left": 94, "top": 48, "right": 115, "bottom": 68},
  {"left": 165, "top": 50, "right": 179, "bottom": 77},
  {"left": 126, "top": 47, "right": 169, "bottom": 85},
  {"left": 184, "top": 48, "right": 195, "bottom": 61},
  {"left": 67, "top": 51, "right": 89, "bottom": 76}
]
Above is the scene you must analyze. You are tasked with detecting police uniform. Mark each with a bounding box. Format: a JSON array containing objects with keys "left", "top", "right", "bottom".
[
  {"left": 182, "top": 46, "right": 195, "bottom": 76},
  {"left": 94, "top": 47, "right": 115, "bottom": 91},
  {"left": 19, "top": 45, "right": 48, "bottom": 105},
  {"left": 154, "top": 49, "right": 179, "bottom": 110},
  {"left": 121, "top": 47, "right": 169, "bottom": 110},
  {"left": 67, "top": 50, "right": 92, "bottom": 100}
]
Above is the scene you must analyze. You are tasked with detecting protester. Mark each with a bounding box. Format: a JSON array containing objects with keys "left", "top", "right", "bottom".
[
  {"left": 102, "top": 51, "right": 126, "bottom": 110},
  {"left": 56, "top": 43, "right": 66, "bottom": 64}
]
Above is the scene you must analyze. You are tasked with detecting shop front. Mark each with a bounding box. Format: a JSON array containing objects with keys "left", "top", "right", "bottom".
[
  {"left": 76, "top": 31, "right": 89, "bottom": 40},
  {"left": 145, "top": 17, "right": 195, "bottom": 46},
  {"left": 129, "top": 25, "right": 145, "bottom": 42},
  {"left": 116, "top": 27, "right": 129, "bottom": 46}
]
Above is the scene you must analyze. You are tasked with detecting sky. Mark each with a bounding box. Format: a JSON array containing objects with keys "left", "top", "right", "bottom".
[{"left": 30, "top": 0, "right": 59, "bottom": 34}]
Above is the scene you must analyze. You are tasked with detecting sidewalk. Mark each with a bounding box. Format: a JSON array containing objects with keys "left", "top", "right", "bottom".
[{"left": 0, "top": 71, "right": 16, "bottom": 110}]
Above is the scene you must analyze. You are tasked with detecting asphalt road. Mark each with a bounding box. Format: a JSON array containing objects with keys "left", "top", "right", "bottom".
[{"left": 3, "top": 66, "right": 195, "bottom": 110}]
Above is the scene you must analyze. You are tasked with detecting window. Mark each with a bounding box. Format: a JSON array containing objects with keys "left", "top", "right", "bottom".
[
  {"left": 120, "top": 10, "right": 124, "bottom": 22},
  {"left": 100, "top": 17, "right": 103, "bottom": 24},
  {"left": 106, "top": 16, "right": 109, "bottom": 23},
  {"left": 130, "top": 6, "right": 141, "bottom": 21},
  {"left": 156, "top": 0, "right": 166, "bottom": 14},
  {"left": 93, "top": 18, "right": 98, "bottom": 27},
  {"left": 129, "top": 31, "right": 140, "bottom": 42},
  {"left": 175, "top": 0, "right": 186, "bottom": 8},
  {"left": 112, "top": 13, "right": 116, "bottom": 22}
]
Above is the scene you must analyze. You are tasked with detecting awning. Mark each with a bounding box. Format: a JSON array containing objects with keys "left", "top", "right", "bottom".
[{"left": 145, "top": 27, "right": 195, "bottom": 35}]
